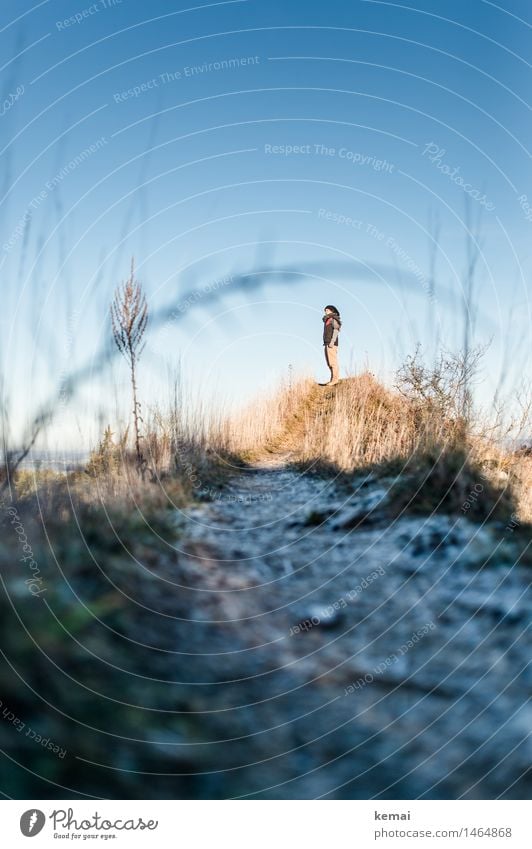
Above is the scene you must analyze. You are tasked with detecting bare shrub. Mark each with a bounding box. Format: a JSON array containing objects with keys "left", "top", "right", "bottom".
[
  {"left": 111, "top": 259, "right": 148, "bottom": 472},
  {"left": 395, "top": 344, "right": 486, "bottom": 446}
]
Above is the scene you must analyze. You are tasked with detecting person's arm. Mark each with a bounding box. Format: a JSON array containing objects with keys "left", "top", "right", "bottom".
[{"left": 329, "top": 319, "right": 339, "bottom": 346}]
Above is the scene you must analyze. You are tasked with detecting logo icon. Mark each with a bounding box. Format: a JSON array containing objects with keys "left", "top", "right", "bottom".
[{"left": 20, "top": 810, "right": 46, "bottom": 837}]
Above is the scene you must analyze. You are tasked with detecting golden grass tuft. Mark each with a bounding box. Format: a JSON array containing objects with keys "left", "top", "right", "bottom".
[{"left": 223, "top": 371, "right": 532, "bottom": 524}]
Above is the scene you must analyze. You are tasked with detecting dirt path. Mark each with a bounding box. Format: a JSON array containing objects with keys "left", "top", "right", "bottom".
[{"left": 171, "top": 456, "right": 532, "bottom": 799}]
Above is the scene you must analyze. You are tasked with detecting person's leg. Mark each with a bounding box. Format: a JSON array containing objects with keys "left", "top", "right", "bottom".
[
  {"left": 329, "top": 345, "right": 339, "bottom": 383},
  {"left": 324, "top": 346, "right": 333, "bottom": 382}
]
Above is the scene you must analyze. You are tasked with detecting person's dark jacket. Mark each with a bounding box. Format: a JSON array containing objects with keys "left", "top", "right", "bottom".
[{"left": 323, "top": 312, "right": 342, "bottom": 346}]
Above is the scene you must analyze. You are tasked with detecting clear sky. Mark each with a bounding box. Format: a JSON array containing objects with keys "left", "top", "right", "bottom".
[{"left": 1, "top": 0, "right": 531, "bottom": 449}]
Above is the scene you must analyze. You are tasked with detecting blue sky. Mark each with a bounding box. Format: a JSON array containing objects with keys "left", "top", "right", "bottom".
[{"left": 1, "top": 0, "right": 531, "bottom": 448}]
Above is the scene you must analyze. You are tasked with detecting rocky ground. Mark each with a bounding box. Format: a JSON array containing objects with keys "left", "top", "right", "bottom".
[{"left": 2, "top": 432, "right": 530, "bottom": 799}]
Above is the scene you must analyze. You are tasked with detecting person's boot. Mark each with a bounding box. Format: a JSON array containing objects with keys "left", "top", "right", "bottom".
[{"left": 330, "top": 362, "right": 340, "bottom": 385}]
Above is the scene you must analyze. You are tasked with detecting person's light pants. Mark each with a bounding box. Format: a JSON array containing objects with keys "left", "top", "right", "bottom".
[{"left": 324, "top": 345, "right": 339, "bottom": 383}]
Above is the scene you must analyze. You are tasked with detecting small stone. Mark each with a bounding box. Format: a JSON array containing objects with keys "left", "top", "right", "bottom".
[
  {"left": 330, "top": 489, "right": 388, "bottom": 529},
  {"left": 296, "top": 603, "right": 344, "bottom": 631}
]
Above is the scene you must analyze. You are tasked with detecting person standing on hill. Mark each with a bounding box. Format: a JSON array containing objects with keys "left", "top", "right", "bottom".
[{"left": 322, "top": 304, "right": 341, "bottom": 386}]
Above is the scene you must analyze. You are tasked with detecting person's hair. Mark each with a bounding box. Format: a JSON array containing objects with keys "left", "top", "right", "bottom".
[{"left": 324, "top": 304, "right": 340, "bottom": 315}]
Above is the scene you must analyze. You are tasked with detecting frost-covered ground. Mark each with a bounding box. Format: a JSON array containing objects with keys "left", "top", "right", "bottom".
[{"left": 170, "top": 461, "right": 532, "bottom": 799}]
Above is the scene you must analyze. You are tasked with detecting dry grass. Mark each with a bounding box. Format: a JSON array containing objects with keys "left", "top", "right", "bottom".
[
  {"left": 222, "top": 369, "right": 532, "bottom": 525},
  {"left": 226, "top": 370, "right": 455, "bottom": 467},
  {"left": 299, "top": 373, "right": 417, "bottom": 469},
  {"left": 4, "top": 360, "right": 531, "bottom": 527},
  {"left": 4, "top": 385, "right": 231, "bottom": 532},
  {"left": 223, "top": 374, "right": 316, "bottom": 460}
]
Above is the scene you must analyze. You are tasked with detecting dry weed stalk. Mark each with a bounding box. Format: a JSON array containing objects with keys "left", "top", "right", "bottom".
[{"left": 111, "top": 259, "right": 148, "bottom": 472}]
